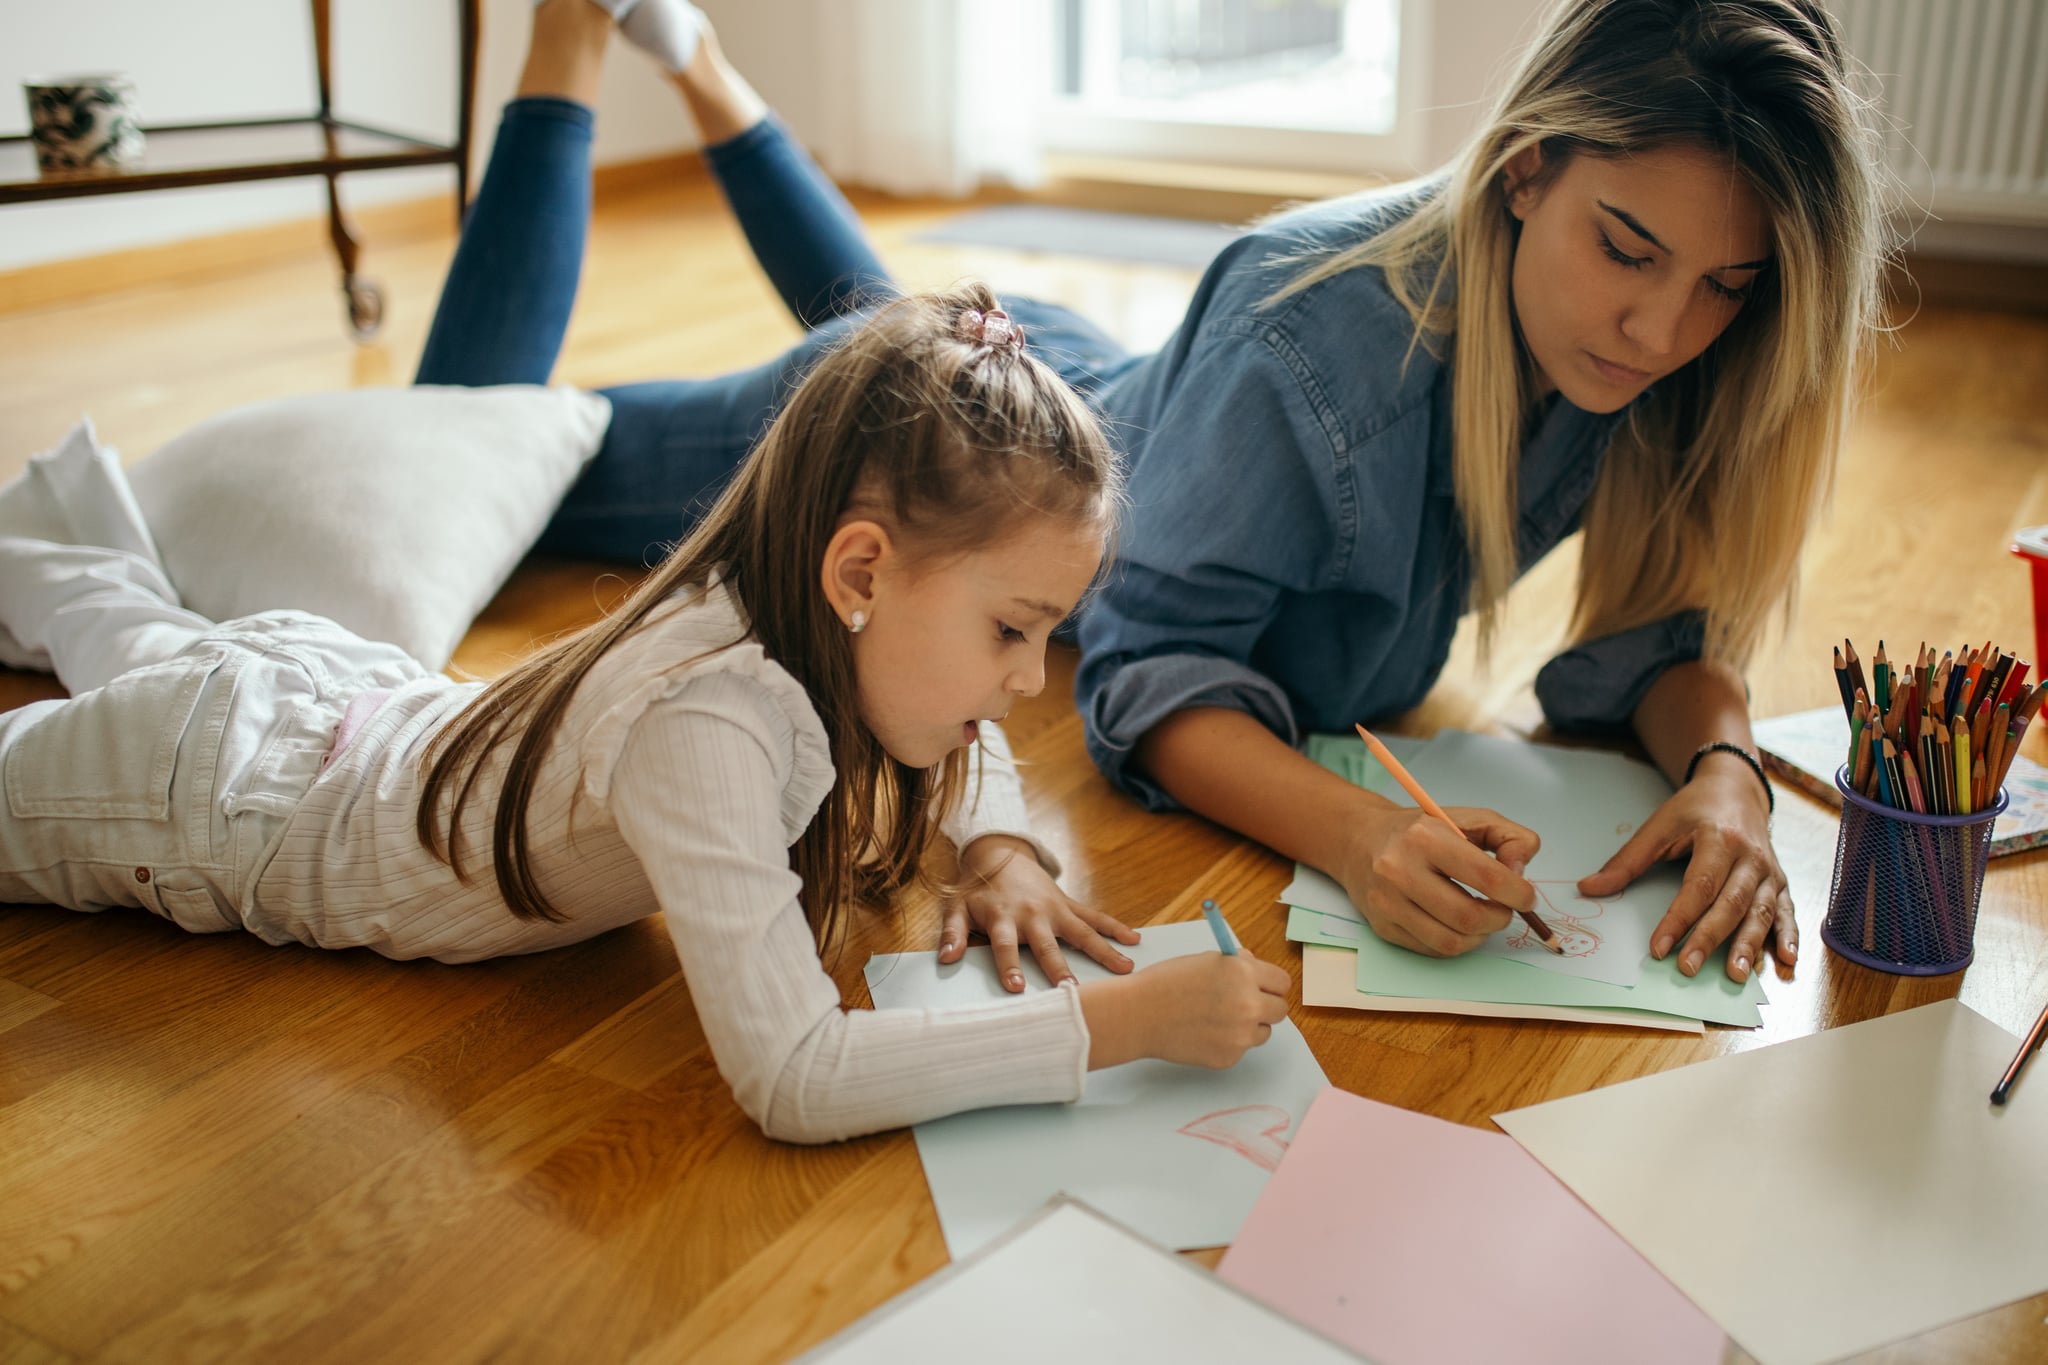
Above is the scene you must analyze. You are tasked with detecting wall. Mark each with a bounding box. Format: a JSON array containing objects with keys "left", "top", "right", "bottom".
[{"left": 0, "top": 0, "right": 741, "bottom": 272}]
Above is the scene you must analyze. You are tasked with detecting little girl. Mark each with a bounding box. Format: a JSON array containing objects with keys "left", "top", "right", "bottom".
[{"left": 0, "top": 282, "right": 1290, "bottom": 1143}]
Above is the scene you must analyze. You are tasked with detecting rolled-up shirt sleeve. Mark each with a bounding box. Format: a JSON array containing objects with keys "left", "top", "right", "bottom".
[
  {"left": 1536, "top": 609, "right": 1708, "bottom": 736},
  {"left": 1076, "top": 330, "right": 1343, "bottom": 810},
  {"left": 938, "top": 720, "right": 1063, "bottom": 878}
]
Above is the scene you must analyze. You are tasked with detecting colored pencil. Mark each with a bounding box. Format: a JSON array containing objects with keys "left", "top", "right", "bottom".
[
  {"left": 1844, "top": 639, "right": 1868, "bottom": 705},
  {"left": 1991, "top": 991, "right": 2048, "bottom": 1105},
  {"left": 1899, "top": 745, "right": 1927, "bottom": 813},
  {"left": 1353, "top": 723, "right": 1565, "bottom": 955},
  {"left": 1953, "top": 726, "right": 1973, "bottom": 813},
  {"left": 1995, "top": 682, "right": 2047, "bottom": 790},
  {"left": 1833, "top": 646, "right": 1855, "bottom": 719},
  {"left": 1200, "top": 899, "right": 1238, "bottom": 955}
]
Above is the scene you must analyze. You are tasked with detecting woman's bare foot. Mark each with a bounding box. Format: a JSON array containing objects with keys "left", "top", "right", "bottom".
[
  {"left": 517, "top": 0, "right": 612, "bottom": 105},
  {"left": 670, "top": 21, "right": 769, "bottom": 146}
]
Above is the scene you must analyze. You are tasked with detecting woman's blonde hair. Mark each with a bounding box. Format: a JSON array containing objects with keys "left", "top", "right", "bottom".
[
  {"left": 1279, "top": 0, "right": 1886, "bottom": 663},
  {"left": 415, "top": 285, "right": 1122, "bottom": 952}
]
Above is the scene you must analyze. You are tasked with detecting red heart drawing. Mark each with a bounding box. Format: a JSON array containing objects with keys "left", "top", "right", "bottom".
[{"left": 1177, "top": 1104, "right": 1293, "bottom": 1172}]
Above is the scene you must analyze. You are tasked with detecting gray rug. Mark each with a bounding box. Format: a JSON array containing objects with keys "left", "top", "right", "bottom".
[{"left": 913, "top": 204, "right": 1241, "bottom": 271}]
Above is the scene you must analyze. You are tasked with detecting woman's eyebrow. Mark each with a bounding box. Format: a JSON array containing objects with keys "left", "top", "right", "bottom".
[{"left": 1598, "top": 200, "right": 1770, "bottom": 271}]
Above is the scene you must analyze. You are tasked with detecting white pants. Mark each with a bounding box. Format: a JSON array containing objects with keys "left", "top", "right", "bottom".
[{"left": 0, "top": 435, "right": 425, "bottom": 929}]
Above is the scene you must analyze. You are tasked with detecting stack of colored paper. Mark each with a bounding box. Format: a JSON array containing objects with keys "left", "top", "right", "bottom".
[{"left": 1284, "top": 732, "right": 1768, "bottom": 1031}]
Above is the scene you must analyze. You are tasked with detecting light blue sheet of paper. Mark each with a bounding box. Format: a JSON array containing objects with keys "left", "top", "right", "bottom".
[
  {"left": 1401, "top": 731, "right": 1678, "bottom": 986},
  {"left": 863, "top": 918, "right": 1330, "bottom": 1259}
]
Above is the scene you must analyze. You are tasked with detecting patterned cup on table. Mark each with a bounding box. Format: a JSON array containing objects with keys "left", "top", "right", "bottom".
[{"left": 25, "top": 75, "right": 145, "bottom": 172}]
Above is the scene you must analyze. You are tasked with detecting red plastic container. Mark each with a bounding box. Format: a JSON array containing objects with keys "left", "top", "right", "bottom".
[{"left": 2015, "top": 526, "right": 2048, "bottom": 675}]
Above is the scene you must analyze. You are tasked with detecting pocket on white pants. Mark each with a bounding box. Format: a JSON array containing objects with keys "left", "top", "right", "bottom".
[
  {"left": 5, "top": 656, "right": 221, "bottom": 820},
  {"left": 148, "top": 880, "right": 238, "bottom": 933}
]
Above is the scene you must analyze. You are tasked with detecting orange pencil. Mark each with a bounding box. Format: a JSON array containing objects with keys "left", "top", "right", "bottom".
[
  {"left": 1985, "top": 703, "right": 2010, "bottom": 804},
  {"left": 1353, "top": 724, "right": 1565, "bottom": 955},
  {"left": 1994, "top": 683, "right": 2046, "bottom": 790},
  {"left": 1898, "top": 746, "right": 1927, "bottom": 813}
]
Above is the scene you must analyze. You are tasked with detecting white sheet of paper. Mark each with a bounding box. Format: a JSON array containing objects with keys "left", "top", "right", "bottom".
[
  {"left": 1299, "top": 944, "right": 1704, "bottom": 1034},
  {"left": 1403, "top": 731, "right": 1677, "bottom": 986},
  {"left": 797, "top": 1197, "right": 1364, "bottom": 1364},
  {"left": 1495, "top": 1000, "right": 2048, "bottom": 1365},
  {"left": 864, "top": 918, "right": 1330, "bottom": 1259}
]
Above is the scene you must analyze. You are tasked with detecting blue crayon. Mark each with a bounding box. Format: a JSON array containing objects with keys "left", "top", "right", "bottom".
[{"left": 1202, "top": 898, "right": 1239, "bottom": 955}]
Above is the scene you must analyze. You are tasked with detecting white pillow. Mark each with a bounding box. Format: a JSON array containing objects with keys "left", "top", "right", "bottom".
[{"left": 125, "top": 385, "right": 611, "bottom": 670}]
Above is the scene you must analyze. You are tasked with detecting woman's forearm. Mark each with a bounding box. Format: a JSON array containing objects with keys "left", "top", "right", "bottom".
[
  {"left": 1632, "top": 660, "right": 1767, "bottom": 810},
  {"left": 1134, "top": 707, "right": 1393, "bottom": 877}
]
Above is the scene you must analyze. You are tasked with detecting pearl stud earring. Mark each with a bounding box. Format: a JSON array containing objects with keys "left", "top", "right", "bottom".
[{"left": 849, "top": 610, "right": 868, "bottom": 634}]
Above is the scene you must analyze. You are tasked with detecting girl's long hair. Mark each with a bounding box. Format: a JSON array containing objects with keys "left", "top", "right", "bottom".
[
  {"left": 415, "top": 285, "right": 1122, "bottom": 951},
  {"left": 1276, "top": 0, "right": 1887, "bottom": 664}
]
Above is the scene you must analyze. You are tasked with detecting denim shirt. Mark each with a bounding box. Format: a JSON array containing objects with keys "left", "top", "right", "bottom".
[{"left": 1074, "top": 181, "right": 1707, "bottom": 811}]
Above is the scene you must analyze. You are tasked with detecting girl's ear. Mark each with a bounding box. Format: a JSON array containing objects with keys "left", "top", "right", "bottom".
[
  {"left": 1501, "top": 143, "right": 1547, "bottom": 221},
  {"left": 821, "top": 518, "right": 894, "bottom": 630}
]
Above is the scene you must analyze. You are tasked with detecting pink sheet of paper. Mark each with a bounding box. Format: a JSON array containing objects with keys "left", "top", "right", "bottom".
[{"left": 1217, "top": 1087, "right": 1724, "bottom": 1365}]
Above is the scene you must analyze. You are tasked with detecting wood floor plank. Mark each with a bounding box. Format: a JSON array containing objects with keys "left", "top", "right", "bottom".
[
  {"left": 86, "top": 1062, "right": 627, "bottom": 1365},
  {"left": 0, "top": 982, "right": 59, "bottom": 1039},
  {"left": 4, "top": 927, "right": 669, "bottom": 1352},
  {"left": 625, "top": 1140, "right": 944, "bottom": 1365}
]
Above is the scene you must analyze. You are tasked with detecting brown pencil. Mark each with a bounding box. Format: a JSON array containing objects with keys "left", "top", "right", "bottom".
[
  {"left": 1844, "top": 639, "right": 1868, "bottom": 705},
  {"left": 1353, "top": 723, "right": 1565, "bottom": 955}
]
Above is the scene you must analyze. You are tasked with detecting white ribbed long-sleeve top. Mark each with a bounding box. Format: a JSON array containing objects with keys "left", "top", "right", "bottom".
[{"left": 253, "top": 579, "right": 1091, "bottom": 1142}]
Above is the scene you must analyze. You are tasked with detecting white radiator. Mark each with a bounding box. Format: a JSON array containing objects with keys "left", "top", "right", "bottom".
[{"left": 1833, "top": 0, "right": 2048, "bottom": 225}]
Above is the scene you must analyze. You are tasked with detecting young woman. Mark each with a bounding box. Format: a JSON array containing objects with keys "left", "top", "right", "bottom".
[{"left": 1071, "top": 0, "right": 1885, "bottom": 986}]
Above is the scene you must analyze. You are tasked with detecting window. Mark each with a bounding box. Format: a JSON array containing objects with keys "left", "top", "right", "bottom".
[{"left": 1048, "top": 0, "right": 1410, "bottom": 172}]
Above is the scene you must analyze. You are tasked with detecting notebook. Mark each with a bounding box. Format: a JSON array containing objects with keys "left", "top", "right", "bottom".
[{"left": 1754, "top": 705, "right": 2048, "bottom": 856}]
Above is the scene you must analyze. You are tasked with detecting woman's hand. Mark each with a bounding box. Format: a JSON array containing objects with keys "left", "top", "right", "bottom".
[
  {"left": 1577, "top": 755, "right": 1795, "bottom": 983},
  {"left": 943, "top": 834, "right": 1140, "bottom": 990},
  {"left": 1334, "top": 805, "right": 1541, "bottom": 957},
  {"left": 1079, "top": 951, "right": 1292, "bottom": 1070}
]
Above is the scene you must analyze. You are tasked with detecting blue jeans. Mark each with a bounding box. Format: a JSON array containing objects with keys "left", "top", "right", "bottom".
[{"left": 416, "top": 98, "right": 1134, "bottom": 564}]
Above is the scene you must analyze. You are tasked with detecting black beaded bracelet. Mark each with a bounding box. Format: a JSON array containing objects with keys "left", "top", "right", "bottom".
[{"left": 1684, "top": 740, "right": 1774, "bottom": 813}]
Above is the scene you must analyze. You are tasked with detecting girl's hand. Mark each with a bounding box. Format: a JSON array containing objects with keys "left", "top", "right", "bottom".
[
  {"left": 1080, "top": 951, "right": 1292, "bottom": 1070},
  {"left": 1577, "top": 757, "right": 1795, "bottom": 983},
  {"left": 1334, "top": 805, "right": 1541, "bottom": 957},
  {"left": 944, "top": 834, "right": 1140, "bottom": 990}
]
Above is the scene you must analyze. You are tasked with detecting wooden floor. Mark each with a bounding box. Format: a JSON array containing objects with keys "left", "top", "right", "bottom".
[{"left": 3, "top": 162, "right": 2047, "bottom": 1364}]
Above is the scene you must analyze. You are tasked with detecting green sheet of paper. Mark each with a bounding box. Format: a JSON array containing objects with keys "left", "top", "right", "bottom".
[
  {"left": 1293, "top": 733, "right": 1766, "bottom": 1028},
  {"left": 1348, "top": 908, "right": 1763, "bottom": 1027},
  {"left": 1305, "top": 732, "right": 1417, "bottom": 800},
  {"left": 1288, "top": 904, "right": 1368, "bottom": 950}
]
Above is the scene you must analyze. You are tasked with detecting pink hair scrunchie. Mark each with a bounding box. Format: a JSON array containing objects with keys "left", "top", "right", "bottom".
[{"left": 955, "top": 307, "right": 1026, "bottom": 352}]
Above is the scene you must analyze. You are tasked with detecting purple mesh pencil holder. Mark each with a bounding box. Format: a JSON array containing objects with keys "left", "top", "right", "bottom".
[{"left": 1822, "top": 766, "right": 2007, "bottom": 975}]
